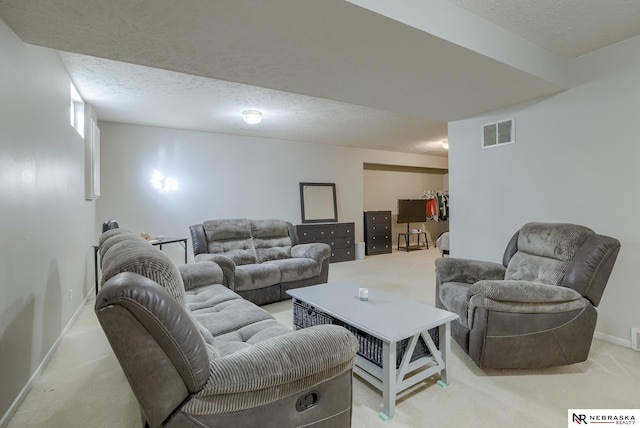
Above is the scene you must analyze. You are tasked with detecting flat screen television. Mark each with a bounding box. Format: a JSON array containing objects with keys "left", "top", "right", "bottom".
[{"left": 397, "top": 199, "right": 427, "bottom": 223}]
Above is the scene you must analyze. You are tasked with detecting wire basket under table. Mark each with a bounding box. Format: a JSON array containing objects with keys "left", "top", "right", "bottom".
[{"left": 293, "top": 299, "right": 439, "bottom": 369}]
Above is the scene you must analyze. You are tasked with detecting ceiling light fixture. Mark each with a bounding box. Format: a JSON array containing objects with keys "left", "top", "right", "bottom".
[
  {"left": 442, "top": 139, "right": 449, "bottom": 149},
  {"left": 242, "top": 110, "right": 263, "bottom": 125}
]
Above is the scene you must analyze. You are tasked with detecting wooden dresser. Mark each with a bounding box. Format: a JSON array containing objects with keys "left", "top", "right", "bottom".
[
  {"left": 364, "top": 211, "right": 392, "bottom": 255},
  {"left": 296, "top": 222, "right": 355, "bottom": 263}
]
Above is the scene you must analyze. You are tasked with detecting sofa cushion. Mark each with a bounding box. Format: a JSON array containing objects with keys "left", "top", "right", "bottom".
[
  {"left": 213, "top": 319, "right": 292, "bottom": 357},
  {"left": 234, "top": 264, "right": 281, "bottom": 292},
  {"left": 185, "top": 283, "right": 244, "bottom": 312},
  {"left": 203, "top": 219, "right": 258, "bottom": 265},
  {"left": 265, "top": 258, "right": 320, "bottom": 282},
  {"left": 186, "top": 285, "right": 278, "bottom": 337},
  {"left": 505, "top": 223, "right": 594, "bottom": 285},
  {"left": 250, "top": 219, "right": 293, "bottom": 263},
  {"left": 101, "top": 240, "right": 186, "bottom": 305},
  {"left": 504, "top": 253, "right": 568, "bottom": 285},
  {"left": 513, "top": 222, "right": 594, "bottom": 261}
]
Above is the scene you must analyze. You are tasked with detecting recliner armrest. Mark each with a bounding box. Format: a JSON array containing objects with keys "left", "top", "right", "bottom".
[
  {"left": 467, "top": 280, "right": 587, "bottom": 328},
  {"left": 435, "top": 258, "right": 506, "bottom": 285},
  {"left": 194, "top": 254, "right": 236, "bottom": 289},
  {"left": 200, "top": 325, "right": 358, "bottom": 395},
  {"left": 469, "top": 280, "right": 583, "bottom": 303},
  {"left": 178, "top": 261, "right": 224, "bottom": 291},
  {"left": 290, "top": 243, "right": 331, "bottom": 262},
  {"left": 182, "top": 325, "right": 358, "bottom": 414}
]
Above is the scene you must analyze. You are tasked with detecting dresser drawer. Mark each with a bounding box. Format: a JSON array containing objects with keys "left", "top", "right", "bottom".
[
  {"left": 366, "top": 242, "right": 392, "bottom": 255},
  {"left": 364, "top": 211, "right": 392, "bottom": 225},
  {"left": 365, "top": 233, "right": 391, "bottom": 255},
  {"left": 366, "top": 223, "right": 390, "bottom": 233},
  {"left": 330, "top": 247, "right": 355, "bottom": 262},
  {"left": 296, "top": 222, "right": 356, "bottom": 263},
  {"left": 297, "top": 227, "right": 328, "bottom": 241},
  {"left": 325, "top": 236, "right": 353, "bottom": 250},
  {"left": 325, "top": 223, "right": 354, "bottom": 238}
]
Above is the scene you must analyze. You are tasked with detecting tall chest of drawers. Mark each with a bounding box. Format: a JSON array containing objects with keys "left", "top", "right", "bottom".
[
  {"left": 296, "top": 222, "right": 355, "bottom": 263},
  {"left": 364, "top": 211, "right": 392, "bottom": 255}
]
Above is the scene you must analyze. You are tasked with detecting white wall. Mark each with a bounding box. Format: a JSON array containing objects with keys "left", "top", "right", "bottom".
[
  {"left": 0, "top": 20, "right": 97, "bottom": 423},
  {"left": 97, "top": 122, "right": 447, "bottom": 264},
  {"left": 448, "top": 35, "right": 640, "bottom": 345}
]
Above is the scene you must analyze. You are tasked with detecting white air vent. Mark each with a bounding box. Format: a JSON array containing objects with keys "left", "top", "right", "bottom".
[
  {"left": 632, "top": 327, "right": 640, "bottom": 351},
  {"left": 482, "top": 117, "right": 515, "bottom": 148}
]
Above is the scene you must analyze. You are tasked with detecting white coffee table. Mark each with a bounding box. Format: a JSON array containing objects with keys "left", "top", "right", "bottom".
[{"left": 287, "top": 281, "right": 458, "bottom": 420}]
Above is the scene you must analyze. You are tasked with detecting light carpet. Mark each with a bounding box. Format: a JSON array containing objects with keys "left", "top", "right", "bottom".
[{"left": 6, "top": 247, "right": 640, "bottom": 427}]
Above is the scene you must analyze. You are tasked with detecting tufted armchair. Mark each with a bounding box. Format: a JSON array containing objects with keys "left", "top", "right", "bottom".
[{"left": 435, "top": 222, "right": 620, "bottom": 369}]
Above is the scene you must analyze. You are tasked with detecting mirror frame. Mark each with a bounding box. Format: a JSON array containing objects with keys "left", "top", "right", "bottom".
[{"left": 299, "top": 182, "right": 338, "bottom": 223}]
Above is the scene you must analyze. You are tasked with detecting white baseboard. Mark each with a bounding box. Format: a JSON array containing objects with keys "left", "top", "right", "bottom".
[
  {"left": 0, "top": 293, "right": 90, "bottom": 428},
  {"left": 593, "top": 330, "right": 631, "bottom": 348}
]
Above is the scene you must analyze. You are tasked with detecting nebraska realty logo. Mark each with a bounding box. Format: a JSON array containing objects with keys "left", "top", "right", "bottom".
[{"left": 569, "top": 409, "right": 638, "bottom": 425}]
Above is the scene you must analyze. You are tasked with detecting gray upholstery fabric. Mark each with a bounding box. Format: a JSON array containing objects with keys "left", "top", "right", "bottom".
[
  {"left": 264, "top": 258, "right": 320, "bottom": 282},
  {"left": 98, "top": 227, "right": 130, "bottom": 247},
  {"left": 191, "top": 218, "right": 331, "bottom": 305},
  {"left": 504, "top": 252, "right": 567, "bottom": 285},
  {"left": 562, "top": 234, "right": 621, "bottom": 306},
  {"left": 185, "top": 325, "right": 359, "bottom": 415},
  {"left": 250, "top": 219, "right": 293, "bottom": 263},
  {"left": 99, "top": 230, "right": 145, "bottom": 266},
  {"left": 514, "top": 222, "right": 594, "bottom": 261},
  {"left": 100, "top": 239, "right": 186, "bottom": 305},
  {"left": 469, "top": 280, "right": 583, "bottom": 303},
  {"left": 291, "top": 242, "right": 331, "bottom": 261},
  {"left": 213, "top": 320, "right": 292, "bottom": 357},
  {"left": 204, "top": 219, "right": 258, "bottom": 265},
  {"left": 438, "top": 281, "right": 471, "bottom": 327},
  {"left": 435, "top": 257, "right": 506, "bottom": 285},
  {"left": 172, "top": 370, "right": 353, "bottom": 428},
  {"left": 95, "top": 273, "right": 210, "bottom": 392},
  {"left": 179, "top": 261, "right": 224, "bottom": 291},
  {"left": 435, "top": 222, "right": 620, "bottom": 369},
  {"left": 189, "top": 296, "right": 275, "bottom": 337},
  {"left": 505, "top": 222, "right": 594, "bottom": 284},
  {"left": 95, "top": 230, "right": 358, "bottom": 426},
  {"left": 194, "top": 253, "right": 236, "bottom": 288},
  {"left": 234, "top": 263, "right": 282, "bottom": 292}
]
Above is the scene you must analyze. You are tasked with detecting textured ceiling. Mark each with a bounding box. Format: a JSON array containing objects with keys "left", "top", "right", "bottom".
[
  {"left": 1, "top": 0, "right": 639, "bottom": 156},
  {"left": 447, "top": 0, "right": 640, "bottom": 58}
]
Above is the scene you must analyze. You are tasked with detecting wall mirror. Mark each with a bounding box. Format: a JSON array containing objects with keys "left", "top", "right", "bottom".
[{"left": 300, "top": 182, "right": 338, "bottom": 223}]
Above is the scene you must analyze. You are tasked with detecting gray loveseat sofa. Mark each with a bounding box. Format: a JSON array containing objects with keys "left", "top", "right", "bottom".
[
  {"left": 95, "top": 228, "right": 359, "bottom": 428},
  {"left": 435, "top": 222, "right": 620, "bottom": 369},
  {"left": 189, "top": 218, "right": 331, "bottom": 305}
]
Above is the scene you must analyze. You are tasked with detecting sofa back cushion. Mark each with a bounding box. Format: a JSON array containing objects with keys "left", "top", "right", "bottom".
[
  {"left": 504, "top": 222, "right": 594, "bottom": 286},
  {"left": 203, "top": 218, "right": 258, "bottom": 265},
  {"left": 100, "top": 234, "right": 186, "bottom": 305},
  {"left": 251, "top": 219, "right": 293, "bottom": 263}
]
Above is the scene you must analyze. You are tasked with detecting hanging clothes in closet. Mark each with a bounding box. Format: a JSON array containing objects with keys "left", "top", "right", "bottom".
[
  {"left": 420, "top": 190, "right": 449, "bottom": 222},
  {"left": 437, "top": 192, "right": 449, "bottom": 221}
]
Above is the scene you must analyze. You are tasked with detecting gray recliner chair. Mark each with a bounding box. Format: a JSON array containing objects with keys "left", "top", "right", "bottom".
[{"left": 435, "top": 222, "right": 620, "bottom": 369}]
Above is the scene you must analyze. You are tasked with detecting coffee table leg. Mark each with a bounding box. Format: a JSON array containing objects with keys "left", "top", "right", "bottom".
[
  {"left": 437, "top": 322, "right": 452, "bottom": 386},
  {"left": 379, "top": 340, "right": 396, "bottom": 421}
]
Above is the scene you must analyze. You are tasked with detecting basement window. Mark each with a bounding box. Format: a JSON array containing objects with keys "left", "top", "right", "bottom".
[{"left": 70, "top": 82, "right": 85, "bottom": 138}]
